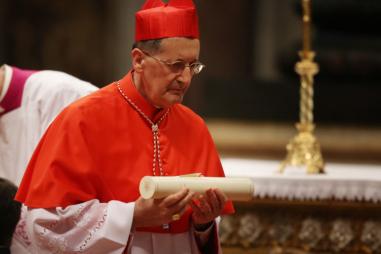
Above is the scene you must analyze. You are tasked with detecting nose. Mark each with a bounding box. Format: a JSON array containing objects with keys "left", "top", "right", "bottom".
[{"left": 176, "top": 66, "right": 192, "bottom": 85}]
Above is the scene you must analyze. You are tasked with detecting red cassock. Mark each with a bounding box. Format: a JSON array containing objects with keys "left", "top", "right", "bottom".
[{"left": 16, "top": 71, "right": 234, "bottom": 234}]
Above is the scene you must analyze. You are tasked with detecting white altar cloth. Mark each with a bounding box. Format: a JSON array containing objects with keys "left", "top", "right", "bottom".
[{"left": 222, "top": 158, "right": 381, "bottom": 203}]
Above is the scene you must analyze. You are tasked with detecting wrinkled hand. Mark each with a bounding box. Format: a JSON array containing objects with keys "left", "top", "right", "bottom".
[
  {"left": 133, "top": 188, "right": 194, "bottom": 227},
  {"left": 190, "top": 188, "right": 227, "bottom": 228}
]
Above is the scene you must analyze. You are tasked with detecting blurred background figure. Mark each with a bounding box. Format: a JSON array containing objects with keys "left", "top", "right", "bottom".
[
  {"left": 0, "top": 64, "right": 97, "bottom": 253},
  {"left": 0, "top": 64, "right": 97, "bottom": 186}
]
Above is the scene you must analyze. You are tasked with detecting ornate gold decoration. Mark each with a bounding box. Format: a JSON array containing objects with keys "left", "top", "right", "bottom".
[
  {"left": 361, "top": 221, "right": 381, "bottom": 252},
  {"left": 220, "top": 210, "right": 378, "bottom": 253},
  {"left": 280, "top": 0, "right": 325, "bottom": 174},
  {"left": 237, "top": 214, "right": 263, "bottom": 248},
  {"left": 329, "top": 219, "right": 354, "bottom": 252},
  {"left": 298, "top": 218, "right": 324, "bottom": 250},
  {"left": 171, "top": 213, "right": 180, "bottom": 221}
]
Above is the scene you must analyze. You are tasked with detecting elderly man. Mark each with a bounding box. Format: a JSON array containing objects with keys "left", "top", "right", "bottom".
[{"left": 16, "top": 0, "right": 234, "bottom": 253}]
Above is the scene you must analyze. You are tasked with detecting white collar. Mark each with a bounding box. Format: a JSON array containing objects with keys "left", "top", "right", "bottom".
[
  {"left": 0, "top": 64, "right": 13, "bottom": 113},
  {"left": 0, "top": 64, "right": 13, "bottom": 105}
]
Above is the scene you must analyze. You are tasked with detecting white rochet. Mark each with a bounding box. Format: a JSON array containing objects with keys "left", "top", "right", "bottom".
[{"left": 139, "top": 175, "right": 254, "bottom": 201}]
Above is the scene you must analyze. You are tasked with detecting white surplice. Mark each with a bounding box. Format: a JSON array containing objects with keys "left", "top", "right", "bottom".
[{"left": 14, "top": 200, "right": 216, "bottom": 254}]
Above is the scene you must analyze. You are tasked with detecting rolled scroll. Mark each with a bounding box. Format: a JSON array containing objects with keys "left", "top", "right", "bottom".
[{"left": 139, "top": 176, "right": 254, "bottom": 201}]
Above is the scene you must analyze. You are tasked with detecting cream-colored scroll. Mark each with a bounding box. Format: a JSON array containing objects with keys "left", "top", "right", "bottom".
[{"left": 139, "top": 175, "right": 254, "bottom": 201}]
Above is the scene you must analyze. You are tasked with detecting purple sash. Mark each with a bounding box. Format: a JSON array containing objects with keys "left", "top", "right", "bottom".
[{"left": 0, "top": 66, "right": 38, "bottom": 115}]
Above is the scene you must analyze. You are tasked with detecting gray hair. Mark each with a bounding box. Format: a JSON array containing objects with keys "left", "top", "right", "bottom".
[{"left": 132, "top": 39, "right": 163, "bottom": 54}]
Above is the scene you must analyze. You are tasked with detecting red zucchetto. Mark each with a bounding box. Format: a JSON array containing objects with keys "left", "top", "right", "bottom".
[{"left": 135, "top": 0, "right": 199, "bottom": 41}]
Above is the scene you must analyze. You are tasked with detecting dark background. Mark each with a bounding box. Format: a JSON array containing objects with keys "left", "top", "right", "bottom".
[{"left": 1, "top": 0, "right": 380, "bottom": 125}]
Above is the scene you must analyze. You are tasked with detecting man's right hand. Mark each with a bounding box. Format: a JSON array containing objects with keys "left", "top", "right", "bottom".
[{"left": 133, "top": 188, "right": 194, "bottom": 227}]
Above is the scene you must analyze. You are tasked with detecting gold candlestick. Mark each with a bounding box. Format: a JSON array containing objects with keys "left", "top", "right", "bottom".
[
  {"left": 279, "top": 0, "right": 325, "bottom": 174},
  {"left": 302, "top": 0, "right": 311, "bottom": 54}
]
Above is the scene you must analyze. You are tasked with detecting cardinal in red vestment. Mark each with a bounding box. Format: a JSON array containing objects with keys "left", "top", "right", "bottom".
[{"left": 16, "top": 0, "right": 234, "bottom": 253}]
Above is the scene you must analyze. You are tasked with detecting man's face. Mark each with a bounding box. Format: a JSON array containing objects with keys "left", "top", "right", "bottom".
[{"left": 137, "top": 37, "right": 200, "bottom": 108}]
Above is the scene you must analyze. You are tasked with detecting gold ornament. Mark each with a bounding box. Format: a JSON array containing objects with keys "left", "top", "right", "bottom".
[
  {"left": 172, "top": 213, "right": 181, "bottom": 221},
  {"left": 279, "top": 0, "right": 325, "bottom": 174}
]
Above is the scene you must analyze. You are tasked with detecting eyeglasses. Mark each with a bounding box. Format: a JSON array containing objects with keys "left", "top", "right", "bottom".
[{"left": 141, "top": 50, "right": 205, "bottom": 75}]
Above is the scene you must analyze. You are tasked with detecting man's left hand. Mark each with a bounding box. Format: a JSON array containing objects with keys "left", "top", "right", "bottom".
[{"left": 190, "top": 188, "right": 227, "bottom": 228}]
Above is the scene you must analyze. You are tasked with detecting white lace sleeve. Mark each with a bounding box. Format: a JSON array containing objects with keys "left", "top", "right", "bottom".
[{"left": 25, "top": 199, "right": 134, "bottom": 254}]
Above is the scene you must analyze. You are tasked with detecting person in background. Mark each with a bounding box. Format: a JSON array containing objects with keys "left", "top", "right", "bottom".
[
  {"left": 0, "top": 64, "right": 98, "bottom": 185},
  {"left": 16, "top": 0, "right": 234, "bottom": 253},
  {"left": 0, "top": 64, "right": 98, "bottom": 253}
]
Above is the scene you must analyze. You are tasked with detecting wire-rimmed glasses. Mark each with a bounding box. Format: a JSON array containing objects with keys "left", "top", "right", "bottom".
[{"left": 141, "top": 50, "right": 205, "bottom": 75}]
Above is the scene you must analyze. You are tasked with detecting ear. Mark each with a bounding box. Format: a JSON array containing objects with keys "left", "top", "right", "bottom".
[{"left": 131, "top": 48, "right": 145, "bottom": 73}]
